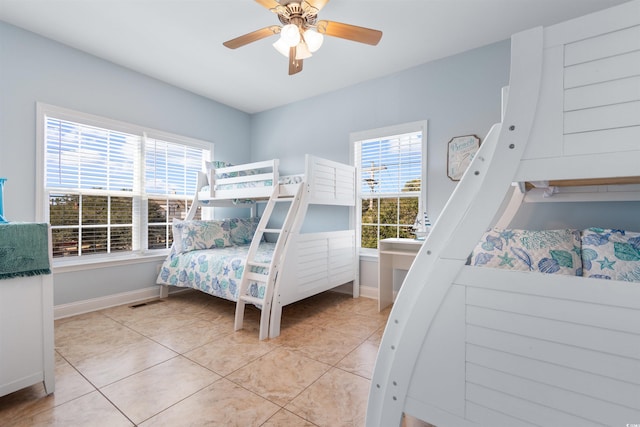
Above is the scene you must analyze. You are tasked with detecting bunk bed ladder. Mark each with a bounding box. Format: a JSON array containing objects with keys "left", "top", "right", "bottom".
[{"left": 234, "top": 184, "right": 303, "bottom": 340}]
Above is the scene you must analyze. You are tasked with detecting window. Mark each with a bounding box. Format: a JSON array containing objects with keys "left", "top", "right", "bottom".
[
  {"left": 38, "top": 104, "right": 211, "bottom": 260},
  {"left": 351, "top": 121, "right": 427, "bottom": 251}
]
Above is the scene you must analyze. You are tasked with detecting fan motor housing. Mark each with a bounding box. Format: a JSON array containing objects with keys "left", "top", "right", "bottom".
[{"left": 276, "top": 1, "right": 318, "bottom": 28}]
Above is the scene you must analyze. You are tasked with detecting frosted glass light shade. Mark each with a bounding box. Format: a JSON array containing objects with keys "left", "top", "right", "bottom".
[
  {"left": 273, "top": 38, "right": 291, "bottom": 57},
  {"left": 303, "top": 29, "right": 323, "bottom": 52},
  {"left": 295, "top": 42, "right": 312, "bottom": 60},
  {"left": 280, "top": 24, "right": 301, "bottom": 47},
  {"left": 274, "top": 39, "right": 312, "bottom": 60}
]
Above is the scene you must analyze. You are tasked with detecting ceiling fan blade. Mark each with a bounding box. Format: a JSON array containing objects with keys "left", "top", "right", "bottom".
[
  {"left": 223, "top": 26, "right": 281, "bottom": 49},
  {"left": 317, "top": 20, "right": 382, "bottom": 46},
  {"left": 305, "top": 0, "right": 330, "bottom": 11},
  {"left": 255, "top": 0, "right": 280, "bottom": 10},
  {"left": 289, "top": 46, "right": 303, "bottom": 75}
]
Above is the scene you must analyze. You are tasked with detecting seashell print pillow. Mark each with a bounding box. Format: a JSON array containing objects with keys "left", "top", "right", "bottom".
[
  {"left": 174, "top": 219, "right": 231, "bottom": 253},
  {"left": 229, "top": 217, "right": 262, "bottom": 245},
  {"left": 581, "top": 228, "right": 640, "bottom": 282},
  {"left": 169, "top": 218, "right": 185, "bottom": 256},
  {"left": 470, "top": 228, "right": 582, "bottom": 276}
]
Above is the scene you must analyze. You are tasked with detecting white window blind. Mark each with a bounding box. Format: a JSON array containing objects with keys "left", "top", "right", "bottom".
[
  {"left": 46, "top": 118, "right": 138, "bottom": 193},
  {"left": 144, "top": 136, "right": 202, "bottom": 197},
  {"left": 359, "top": 131, "right": 422, "bottom": 195}
]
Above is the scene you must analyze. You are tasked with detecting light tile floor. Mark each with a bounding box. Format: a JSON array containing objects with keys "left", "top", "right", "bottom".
[{"left": 0, "top": 290, "right": 395, "bottom": 426}]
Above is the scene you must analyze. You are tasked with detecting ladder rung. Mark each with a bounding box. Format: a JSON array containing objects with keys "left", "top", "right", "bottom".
[
  {"left": 261, "top": 228, "right": 281, "bottom": 234},
  {"left": 240, "top": 295, "right": 264, "bottom": 306},
  {"left": 245, "top": 272, "right": 268, "bottom": 282}
]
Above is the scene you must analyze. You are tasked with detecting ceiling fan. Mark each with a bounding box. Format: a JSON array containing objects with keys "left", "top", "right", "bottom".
[{"left": 223, "top": 0, "right": 383, "bottom": 75}]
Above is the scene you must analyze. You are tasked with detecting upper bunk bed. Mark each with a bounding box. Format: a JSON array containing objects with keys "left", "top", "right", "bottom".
[
  {"left": 368, "top": 1, "right": 640, "bottom": 426},
  {"left": 186, "top": 159, "right": 292, "bottom": 214},
  {"left": 157, "top": 155, "right": 358, "bottom": 340}
]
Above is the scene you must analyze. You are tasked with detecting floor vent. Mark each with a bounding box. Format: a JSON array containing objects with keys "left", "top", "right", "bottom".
[{"left": 130, "top": 299, "right": 163, "bottom": 309}]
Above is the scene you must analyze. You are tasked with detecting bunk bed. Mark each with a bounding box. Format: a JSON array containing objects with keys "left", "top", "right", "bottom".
[
  {"left": 368, "top": 1, "right": 640, "bottom": 426},
  {"left": 157, "top": 155, "right": 358, "bottom": 340}
]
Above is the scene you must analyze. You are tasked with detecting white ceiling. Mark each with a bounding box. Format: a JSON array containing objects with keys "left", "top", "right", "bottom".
[{"left": 0, "top": 0, "right": 629, "bottom": 113}]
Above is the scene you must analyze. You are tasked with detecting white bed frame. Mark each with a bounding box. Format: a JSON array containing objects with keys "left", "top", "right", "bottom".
[
  {"left": 197, "top": 159, "right": 294, "bottom": 202},
  {"left": 268, "top": 156, "right": 359, "bottom": 337},
  {"left": 162, "top": 155, "right": 358, "bottom": 339},
  {"left": 368, "top": 2, "right": 640, "bottom": 426}
]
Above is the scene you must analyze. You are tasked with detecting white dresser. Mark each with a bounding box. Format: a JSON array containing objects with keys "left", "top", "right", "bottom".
[{"left": 0, "top": 223, "right": 55, "bottom": 397}]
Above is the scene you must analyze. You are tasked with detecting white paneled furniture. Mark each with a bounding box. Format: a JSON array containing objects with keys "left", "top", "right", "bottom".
[
  {"left": 368, "top": 1, "right": 640, "bottom": 425},
  {"left": 378, "top": 238, "right": 423, "bottom": 311},
  {"left": 0, "top": 223, "right": 54, "bottom": 397}
]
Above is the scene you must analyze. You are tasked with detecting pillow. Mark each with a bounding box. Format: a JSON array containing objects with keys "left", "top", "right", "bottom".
[
  {"left": 169, "top": 218, "right": 185, "bottom": 256},
  {"left": 470, "top": 228, "right": 582, "bottom": 276},
  {"left": 173, "top": 219, "right": 231, "bottom": 253},
  {"left": 229, "top": 217, "right": 262, "bottom": 245},
  {"left": 581, "top": 228, "right": 640, "bottom": 282}
]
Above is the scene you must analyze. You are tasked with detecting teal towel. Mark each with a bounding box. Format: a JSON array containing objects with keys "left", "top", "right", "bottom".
[{"left": 0, "top": 223, "right": 51, "bottom": 280}]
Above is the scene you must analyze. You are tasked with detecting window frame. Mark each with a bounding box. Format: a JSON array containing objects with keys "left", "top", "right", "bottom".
[
  {"left": 350, "top": 120, "right": 428, "bottom": 257},
  {"left": 36, "top": 102, "right": 213, "bottom": 270}
]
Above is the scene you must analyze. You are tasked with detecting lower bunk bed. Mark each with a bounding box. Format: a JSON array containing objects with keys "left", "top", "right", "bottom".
[
  {"left": 368, "top": 1, "right": 640, "bottom": 425},
  {"left": 437, "top": 261, "right": 639, "bottom": 426},
  {"left": 157, "top": 218, "right": 274, "bottom": 303},
  {"left": 156, "top": 155, "right": 358, "bottom": 340}
]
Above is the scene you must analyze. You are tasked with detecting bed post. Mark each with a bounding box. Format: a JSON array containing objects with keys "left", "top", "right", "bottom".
[{"left": 159, "top": 284, "right": 169, "bottom": 298}]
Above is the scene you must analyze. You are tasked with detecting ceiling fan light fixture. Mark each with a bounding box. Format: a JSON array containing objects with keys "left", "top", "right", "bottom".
[
  {"left": 223, "top": 1, "right": 383, "bottom": 75},
  {"left": 303, "top": 28, "right": 323, "bottom": 52},
  {"left": 280, "top": 24, "right": 301, "bottom": 47},
  {"left": 273, "top": 37, "right": 291, "bottom": 57}
]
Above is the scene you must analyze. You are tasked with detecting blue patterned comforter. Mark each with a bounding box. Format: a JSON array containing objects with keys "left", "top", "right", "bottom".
[{"left": 156, "top": 242, "right": 275, "bottom": 301}]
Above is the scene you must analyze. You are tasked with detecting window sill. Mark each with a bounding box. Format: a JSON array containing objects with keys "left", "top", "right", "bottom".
[{"left": 53, "top": 250, "right": 169, "bottom": 273}]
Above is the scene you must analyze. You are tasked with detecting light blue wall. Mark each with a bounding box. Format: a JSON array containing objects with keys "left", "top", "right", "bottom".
[
  {"left": 0, "top": 22, "right": 251, "bottom": 305},
  {"left": 250, "top": 40, "right": 511, "bottom": 222}
]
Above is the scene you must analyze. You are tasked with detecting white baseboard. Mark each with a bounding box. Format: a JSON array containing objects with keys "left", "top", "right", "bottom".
[
  {"left": 358, "top": 285, "right": 377, "bottom": 300},
  {"left": 54, "top": 286, "right": 163, "bottom": 319},
  {"left": 55, "top": 284, "right": 380, "bottom": 320},
  {"left": 330, "top": 283, "right": 377, "bottom": 300}
]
